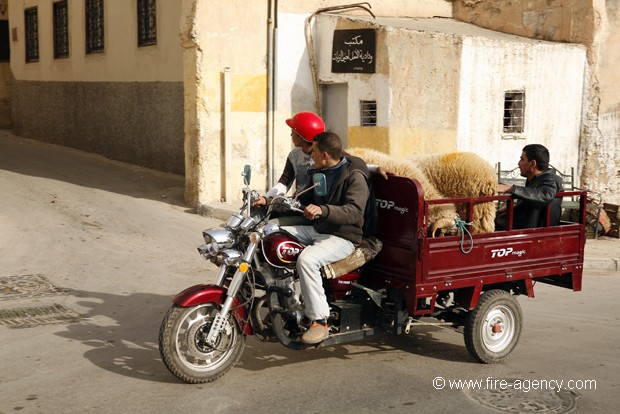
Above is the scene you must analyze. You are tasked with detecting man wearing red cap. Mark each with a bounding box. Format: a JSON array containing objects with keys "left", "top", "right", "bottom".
[
  {"left": 255, "top": 112, "right": 325, "bottom": 207},
  {"left": 255, "top": 112, "right": 387, "bottom": 209}
]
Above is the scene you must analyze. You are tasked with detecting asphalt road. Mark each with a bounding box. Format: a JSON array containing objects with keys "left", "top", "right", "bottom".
[{"left": 1, "top": 132, "right": 618, "bottom": 414}]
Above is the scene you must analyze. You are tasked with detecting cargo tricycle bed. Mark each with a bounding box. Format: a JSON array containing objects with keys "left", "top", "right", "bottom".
[{"left": 361, "top": 175, "right": 586, "bottom": 363}]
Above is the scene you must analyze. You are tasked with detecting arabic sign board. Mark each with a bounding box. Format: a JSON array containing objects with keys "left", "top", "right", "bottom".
[{"left": 331, "top": 29, "right": 376, "bottom": 74}]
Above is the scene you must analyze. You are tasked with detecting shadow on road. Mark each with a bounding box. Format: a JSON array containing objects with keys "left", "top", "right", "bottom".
[
  {"left": 237, "top": 326, "right": 471, "bottom": 374},
  {"left": 54, "top": 289, "right": 472, "bottom": 384},
  {"left": 54, "top": 289, "right": 184, "bottom": 384},
  {"left": 0, "top": 131, "right": 187, "bottom": 208}
]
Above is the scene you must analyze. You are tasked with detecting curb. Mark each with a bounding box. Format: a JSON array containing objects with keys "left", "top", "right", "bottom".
[{"left": 584, "top": 258, "right": 619, "bottom": 272}]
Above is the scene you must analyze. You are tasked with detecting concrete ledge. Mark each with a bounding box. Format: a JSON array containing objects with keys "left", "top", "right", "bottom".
[{"left": 197, "top": 202, "right": 241, "bottom": 222}]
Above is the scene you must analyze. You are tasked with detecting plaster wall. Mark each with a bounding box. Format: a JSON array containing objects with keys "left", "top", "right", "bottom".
[
  {"left": 181, "top": 0, "right": 452, "bottom": 209},
  {"left": 0, "top": 12, "right": 9, "bottom": 127},
  {"left": 314, "top": 14, "right": 585, "bottom": 176},
  {"left": 0, "top": 63, "right": 10, "bottom": 127},
  {"left": 452, "top": 0, "right": 619, "bottom": 203},
  {"left": 385, "top": 28, "right": 461, "bottom": 156},
  {"left": 10, "top": 0, "right": 183, "bottom": 82},
  {"left": 593, "top": 1, "right": 620, "bottom": 199},
  {"left": 457, "top": 37, "right": 586, "bottom": 176},
  {"left": 314, "top": 16, "right": 462, "bottom": 156},
  {"left": 8, "top": 0, "right": 185, "bottom": 174}
]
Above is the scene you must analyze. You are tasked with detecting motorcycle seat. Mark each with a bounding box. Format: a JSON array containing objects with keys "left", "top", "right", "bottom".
[{"left": 320, "top": 236, "right": 383, "bottom": 279}]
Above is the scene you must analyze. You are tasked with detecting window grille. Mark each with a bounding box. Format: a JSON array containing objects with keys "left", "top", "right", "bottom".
[
  {"left": 360, "top": 100, "right": 377, "bottom": 126},
  {"left": 138, "top": 0, "right": 157, "bottom": 46},
  {"left": 503, "top": 91, "right": 525, "bottom": 134},
  {"left": 86, "top": 0, "right": 104, "bottom": 54},
  {"left": 53, "top": 1, "right": 69, "bottom": 59},
  {"left": 25, "top": 7, "right": 39, "bottom": 63}
]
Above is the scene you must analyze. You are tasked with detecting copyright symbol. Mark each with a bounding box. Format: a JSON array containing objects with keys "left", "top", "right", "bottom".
[{"left": 433, "top": 376, "right": 445, "bottom": 390}]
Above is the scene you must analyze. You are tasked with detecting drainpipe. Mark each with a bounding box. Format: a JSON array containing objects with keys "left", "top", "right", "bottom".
[
  {"left": 266, "top": 0, "right": 278, "bottom": 188},
  {"left": 305, "top": 3, "right": 375, "bottom": 115},
  {"left": 223, "top": 67, "right": 232, "bottom": 202}
]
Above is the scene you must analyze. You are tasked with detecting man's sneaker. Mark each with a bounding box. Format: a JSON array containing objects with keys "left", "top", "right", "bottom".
[{"left": 301, "top": 321, "right": 328, "bottom": 344}]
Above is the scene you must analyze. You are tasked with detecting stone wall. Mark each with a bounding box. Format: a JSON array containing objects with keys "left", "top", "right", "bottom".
[{"left": 11, "top": 80, "right": 185, "bottom": 174}]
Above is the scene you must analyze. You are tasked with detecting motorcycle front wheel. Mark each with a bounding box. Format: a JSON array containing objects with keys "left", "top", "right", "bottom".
[{"left": 159, "top": 303, "right": 246, "bottom": 383}]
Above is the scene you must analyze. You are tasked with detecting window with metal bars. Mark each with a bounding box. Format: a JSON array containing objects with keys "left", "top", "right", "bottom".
[
  {"left": 86, "top": 0, "right": 104, "bottom": 54},
  {"left": 138, "top": 0, "right": 157, "bottom": 46},
  {"left": 25, "top": 7, "right": 39, "bottom": 63},
  {"left": 360, "top": 100, "right": 377, "bottom": 126},
  {"left": 503, "top": 91, "right": 525, "bottom": 134},
  {"left": 53, "top": 1, "right": 69, "bottom": 59}
]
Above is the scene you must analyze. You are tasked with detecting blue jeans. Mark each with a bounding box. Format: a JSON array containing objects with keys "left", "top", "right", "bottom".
[{"left": 281, "top": 225, "right": 354, "bottom": 320}]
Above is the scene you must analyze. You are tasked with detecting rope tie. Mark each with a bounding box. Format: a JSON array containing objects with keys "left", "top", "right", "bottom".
[{"left": 453, "top": 217, "right": 474, "bottom": 254}]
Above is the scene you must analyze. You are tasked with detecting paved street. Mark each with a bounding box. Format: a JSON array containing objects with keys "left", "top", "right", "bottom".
[{"left": 1, "top": 131, "right": 619, "bottom": 413}]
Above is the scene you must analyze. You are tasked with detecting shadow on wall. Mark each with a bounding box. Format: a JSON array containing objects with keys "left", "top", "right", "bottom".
[
  {"left": 0, "top": 64, "right": 11, "bottom": 128},
  {"left": 289, "top": 40, "right": 319, "bottom": 118}
]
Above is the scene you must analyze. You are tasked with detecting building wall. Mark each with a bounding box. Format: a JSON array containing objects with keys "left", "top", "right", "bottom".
[
  {"left": 314, "top": 16, "right": 462, "bottom": 156},
  {"left": 0, "top": 63, "right": 9, "bottom": 127},
  {"left": 385, "top": 25, "right": 462, "bottom": 156},
  {"left": 9, "top": 0, "right": 185, "bottom": 174},
  {"left": 180, "top": 0, "right": 452, "bottom": 211},
  {"left": 0, "top": 9, "right": 10, "bottom": 127},
  {"left": 452, "top": 0, "right": 620, "bottom": 203},
  {"left": 457, "top": 37, "right": 586, "bottom": 174},
  {"left": 314, "top": 15, "right": 585, "bottom": 177}
]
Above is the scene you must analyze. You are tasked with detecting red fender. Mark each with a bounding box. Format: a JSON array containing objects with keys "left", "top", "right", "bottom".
[{"left": 172, "top": 284, "right": 253, "bottom": 335}]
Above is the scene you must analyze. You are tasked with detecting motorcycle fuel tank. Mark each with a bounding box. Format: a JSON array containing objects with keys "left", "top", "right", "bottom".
[{"left": 261, "top": 232, "right": 305, "bottom": 269}]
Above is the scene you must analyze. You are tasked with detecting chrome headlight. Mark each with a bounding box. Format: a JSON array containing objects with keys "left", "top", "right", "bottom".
[
  {"left": 225, "top": 213, "right": 244, "bottom": 230},
  {"left": 202, "top": 228, "right": 234, "bottom": 246},
  {"left": 197, "top": 245, "right": 242, "bottom": 267},
  {"left": 239, "top": 216, "right": 256, "bottom": 232},
  {"left": 199, "top": 228, "right": 235, "bottom": 258},
  {"left": 220, "top": 249, "right": 242, "bottom": 266}
]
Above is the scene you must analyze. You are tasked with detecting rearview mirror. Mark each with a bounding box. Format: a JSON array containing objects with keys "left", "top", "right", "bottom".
[
  {"left": 312, "top": 173, "right": 327, "bottom": 197},
  {"left": 243, "top": 165, "right": 251, "bottom": 185}
]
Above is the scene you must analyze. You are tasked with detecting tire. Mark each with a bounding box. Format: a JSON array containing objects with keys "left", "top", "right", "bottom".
[
  {"left": 158, "top": 303, "right": 246, "bottom": 383},
  {"left": 464, "top": 289, "right": 522, "bottom": 364}
]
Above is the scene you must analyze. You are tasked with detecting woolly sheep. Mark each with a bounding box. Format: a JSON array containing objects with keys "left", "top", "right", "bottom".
[
  {"left": 347, "top": 147, "right": 459, "bottom": 235},
  {"left": 412, "top": 152, "right": 498, "bottom": 234},
  {"left": 349, "top": 148, "right": 498, "bottom": 235}
]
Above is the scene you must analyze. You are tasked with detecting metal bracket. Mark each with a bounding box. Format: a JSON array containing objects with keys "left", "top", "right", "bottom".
[
  {"left": 205, "top": 313, "right": 230, "bottom": 346},
  {"left": 351, "top": 282, "right": 383, "bottom": 307}
]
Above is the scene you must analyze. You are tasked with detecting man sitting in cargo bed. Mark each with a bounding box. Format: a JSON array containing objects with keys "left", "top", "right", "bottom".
[{"left": 495, "top": 144, "right": 564, "bottom": 230}]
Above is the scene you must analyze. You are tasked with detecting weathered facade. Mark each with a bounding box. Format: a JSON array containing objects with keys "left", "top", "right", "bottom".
[
  {"left": 314, "top": 15, "right": 586, "bottom": 174},
  {"left": 179, "top": 0, "right": 452, "bottom": 213},
  {"left": 452, "top": 0, "right": 620, "bottom": 203},
  {"left": 8, "top": 0, "right": 185, "bottom": 174},
  {"left": 5, "top": 0, "right": 618, "bottom": 210},
  {"left": 0, "top": 5, "right": 10, "bottom": 127}
]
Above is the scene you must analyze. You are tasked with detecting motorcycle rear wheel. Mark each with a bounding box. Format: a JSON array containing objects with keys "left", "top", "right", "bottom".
[
  {"left": 464, "top": 289, "right": 522, "bottom": 364},
  {"left": 159, "top": 303, "right": 246, "bottom": 383}
]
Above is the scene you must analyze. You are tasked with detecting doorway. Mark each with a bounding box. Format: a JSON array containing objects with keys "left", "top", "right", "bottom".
[{"left": 321, "top": 83, "right": 348, "bottom": 147}]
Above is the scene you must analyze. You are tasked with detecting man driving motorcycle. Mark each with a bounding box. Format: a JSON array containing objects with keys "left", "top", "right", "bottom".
[
  {"left": 254, "top": 111, "right": 388, "bottom": 209},
  {"left": 281, "top": 131, "right": 370, "bottom": 344}
]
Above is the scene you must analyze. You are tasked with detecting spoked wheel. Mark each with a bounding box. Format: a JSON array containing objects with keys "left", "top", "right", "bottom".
[
  {"left": 159, "top": 303, "right": 245, "bottom": 383},
  {"left": 464, "top": 290, "right": 522, "bottom": 364}
]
